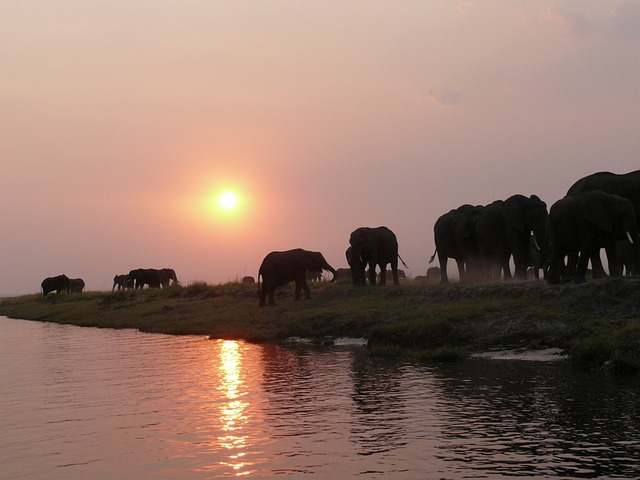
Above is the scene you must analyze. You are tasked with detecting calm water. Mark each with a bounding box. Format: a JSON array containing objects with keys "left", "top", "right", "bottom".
[{"left": 1, "top": 316, "right": 639, "bottom": 479}]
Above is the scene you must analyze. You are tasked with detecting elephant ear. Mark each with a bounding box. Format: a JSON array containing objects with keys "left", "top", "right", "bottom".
[
  {"left": 302, "top": 252, "right": 323, "bottom": 272},
  {"left": 581, "top": 196, "right": 614, "bottom": 232},
  {"left": 351, "top": 228, "right": 372, "bottom": 251},
  {"left": 503, "top": 201, "right": 525, "bottom": 232},
  {"left": 349, "top": 229, "right": 364, "bottom": 247}
]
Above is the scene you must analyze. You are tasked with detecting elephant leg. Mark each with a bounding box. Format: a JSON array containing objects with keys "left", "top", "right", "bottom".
[
  {"left": 546, "top": 244, "right": 562, "bottom": 284},
  {"left": 268, "top": 284, "right": 277, "bottom": 306},
  {"left": 259, "top": 284, "right": 267, "bottom": 307},
  {"left": 368, "top": 265, "right": 377, "bottom": 286},
  {"left": 379, "top": 267, "right": 386, "bottom": 286},
  {"left": 604, "top": 241, "right": 621, "bottom": 277},
  {"left": 563, "top": 252, "right": 576, "bottom": 282},
  {"left": 632, "top": 244, "right": 640, "bottom": 275},
  {"left": 575, "top": 251, "right": 590, "bottom": 283},
  {"left": 589, "top": 251, "right": 607, "bottom": 278},
  {"left": 575, "top": 239, "right": 596, "bottom": 283},
  {"left": 391, "top": 267, "right": 399, "bottom": 285},
  {"left": 455, "top": 258, "right": 466, "bottom": 283},
  {"left": 438, "top": 255, "right": 449, "bottom": 284},
  {"left": 294, "top": 280, "right": 311, "bottom": 300},
  {"left": 512, "top": 251, "right": 527, "bottom": 280}
]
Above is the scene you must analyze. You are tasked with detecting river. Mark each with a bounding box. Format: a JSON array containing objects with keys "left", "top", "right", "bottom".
[{"left": 0, "top": 316, "right": 638, "bottom": 479}]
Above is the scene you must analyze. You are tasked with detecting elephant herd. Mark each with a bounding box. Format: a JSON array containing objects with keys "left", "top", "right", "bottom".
[
  {"left": 260, "top": 170, "right": 640, "bottom": 307},
  {"left": 40, "top": 275, "right": 85, "bottom": 297},
  {"left": 431, "top": 170, "right": 640, "bottom": 286},
  {"left": 39, "top": 170, "right": 640, "bottom": 304},
  {"left": 119, "top": 268, "right": 179, "bottom": 290},
  {"left": 40, "top": 268, "right": 178, "bottom": 298},
  {"left": 258, "top": 226, "right": 406, "bottom": 307},
  {"left": 431, "top": 194, "right": 548, "bottom": 284}
]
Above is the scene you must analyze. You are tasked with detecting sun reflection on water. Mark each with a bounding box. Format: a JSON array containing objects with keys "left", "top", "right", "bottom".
[{"left": 217, "top": 340, "right": 250, "bottom": 476}]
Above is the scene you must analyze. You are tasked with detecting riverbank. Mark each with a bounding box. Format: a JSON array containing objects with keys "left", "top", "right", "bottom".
[{"left": 1, "top": 279, "right": 639, "bottom": 372}]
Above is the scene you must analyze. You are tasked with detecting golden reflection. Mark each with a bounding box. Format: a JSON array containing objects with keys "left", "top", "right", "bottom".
[{"left": 217, "top": 340, "right": 250, "bottom": 476}]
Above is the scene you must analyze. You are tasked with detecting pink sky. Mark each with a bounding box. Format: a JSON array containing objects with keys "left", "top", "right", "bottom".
[{"left": 2, "top": 1, "right": 640, "bottom": 294}]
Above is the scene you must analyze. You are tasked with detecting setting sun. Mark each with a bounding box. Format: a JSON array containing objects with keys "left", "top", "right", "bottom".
[
  {"left": 201, "top": 186, "right": 247, "bottom": 223},
  {"left": 219, "top": 191, "right": 238, "bottom": 209}
]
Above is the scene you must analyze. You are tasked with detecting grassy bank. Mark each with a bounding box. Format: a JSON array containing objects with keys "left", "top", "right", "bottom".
[{"left": 1, "top": 279, "right": 639, "bottom": 373}]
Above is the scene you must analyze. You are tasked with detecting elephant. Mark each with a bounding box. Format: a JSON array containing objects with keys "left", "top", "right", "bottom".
[
  {"left": 128, "top": 268, "right": 177, "bottom": 289},
  {"left": 128, "top": 268, "right": 162, "bottom": 289},
  {"left": 258, "top": 248, "right": 337, "bottom": 307},
  {"left": 41, "top": 274, "right": 70, "bottom": 297},
  {"left": 567, "top": 170, "right": 640, "bottom": 274},
  {"left": 616, "top": 239, "right": 634, "bottom": 276},
  {"left": 431, "top": 204, "right": 484, "bottom": 284},
  {"left": 348, "top": 226, "right": 406, "bottom": 286},
  {"left": 345, "top": 246, "right": 367, "bottom": 285},
  {"left": 426, "top": 266, "right": 441, "bottom": 282},
  {"left": 547, "top": 190, "right": 640, "bottom": 284},
  {"left": 475, "top": 194, "right": 548, "bottom": 281},
  {"left": 241, "top": 275, "right": 256, "bottom": 285},
  {"left": 334, "top": 268, "right": 353, "bottom": 283},
  {"left": 157, "top": 268, "right": 178, "bottom": 288},
  {"left": 69, "top": 278, "right": 85, "bottom": 293},
  {"left": 475, "top": 200, "right": 512, "bottom": 281},
  {"left": 526, "top": 234, "right": 546, "bottom": 279},
  {"left": 112, "top": 274, "right": 134, "bottom": 291}
]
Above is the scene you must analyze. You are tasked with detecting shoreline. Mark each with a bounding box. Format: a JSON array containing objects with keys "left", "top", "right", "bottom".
[{"left": 1, "top": 278, "right": 639, "bottom": 373}]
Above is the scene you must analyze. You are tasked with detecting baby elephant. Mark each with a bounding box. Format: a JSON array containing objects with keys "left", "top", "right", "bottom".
[
  {"left": 258, "top": 248, "right": 337, "bottom": 307},
  {"left": 112, "top": 274, "right": 134, "bottom": 291},
  {"left": 69, "top": 278, "right": 85, "bottom": 293}
]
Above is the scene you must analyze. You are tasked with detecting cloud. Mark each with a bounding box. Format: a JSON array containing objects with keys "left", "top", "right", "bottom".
[
  {"left": 544, "top": 6, "right": 594, "bottom": 37},
  {"left": 419, "top": 89, "right": 462, "bottom": 107},
  {"left": 545, "top": 2, "right": 640, "bottom": 42},
  {"left": 608, "top": 1, "right": 640, "bottom": 41}
]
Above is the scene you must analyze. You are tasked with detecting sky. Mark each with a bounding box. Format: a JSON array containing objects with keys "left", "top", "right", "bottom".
[{"left": 2, "top": 1, "right": 640, "bottom": 294}]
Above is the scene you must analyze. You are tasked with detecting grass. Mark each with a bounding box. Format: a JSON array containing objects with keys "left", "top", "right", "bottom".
[
  {"left": 2, "top": 278, "right": 640, "bottom": 374},
  {"left": 570, "top": 323, "right": 640, "bottom": 373}
]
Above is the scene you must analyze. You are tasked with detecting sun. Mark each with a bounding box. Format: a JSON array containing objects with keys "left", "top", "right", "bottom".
[{"left": 219, "top": 191, "right": 238, "bottom": 210}]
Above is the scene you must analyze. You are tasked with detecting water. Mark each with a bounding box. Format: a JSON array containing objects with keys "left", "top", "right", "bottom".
[{"left": 1, "top": 316, "right": 638, "bottom": 479}]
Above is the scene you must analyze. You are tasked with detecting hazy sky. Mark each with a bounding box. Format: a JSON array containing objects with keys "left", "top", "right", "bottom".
[{"left": 2, "top": 1, "right": 640, "bottom": 294}]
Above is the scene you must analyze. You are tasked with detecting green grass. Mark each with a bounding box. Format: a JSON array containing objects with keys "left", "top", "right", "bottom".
[
  {"left": 2, "top": 279, "right": 640, "bottom": 373},
  {"left": 570, "top": 322, "right": 640, "bottom": 373}
]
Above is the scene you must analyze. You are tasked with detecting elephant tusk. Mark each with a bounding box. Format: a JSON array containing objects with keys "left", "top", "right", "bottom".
[
  {"left": 626, "top": 230, "right": 634, "bottom": 244},
  {"left": 533, "top": 236, "right": 541, "bottom": 251}
]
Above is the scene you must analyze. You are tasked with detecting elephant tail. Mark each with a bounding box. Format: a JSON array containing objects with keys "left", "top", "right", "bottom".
[
  {"left": 397, "top": 254, "right": 409, "bottom": 269},
  {"left": 429, "top": 249, "right": 437, "bottom": 264}
]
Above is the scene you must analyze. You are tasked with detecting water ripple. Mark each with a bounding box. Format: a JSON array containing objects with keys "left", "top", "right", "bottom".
[{"left": 1, "top": 317, "right": 639, "bottom": 478}]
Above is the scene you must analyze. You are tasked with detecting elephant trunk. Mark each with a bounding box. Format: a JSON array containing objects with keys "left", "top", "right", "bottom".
[{"left": 325, "top": 264, "right": 337, "bottom": 283}]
